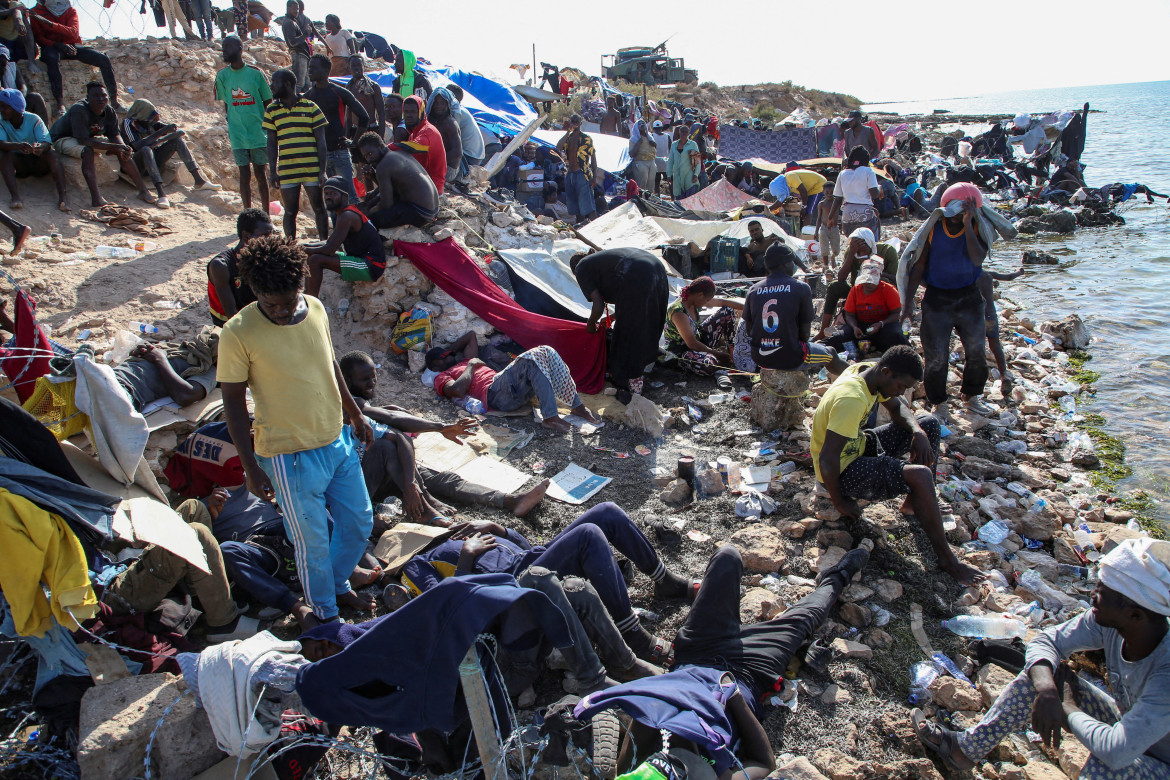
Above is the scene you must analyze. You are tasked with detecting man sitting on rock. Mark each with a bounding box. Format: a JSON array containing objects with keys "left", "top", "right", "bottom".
[
  {"left": 339, "top": 349, "right": 550, "bottom": 525},
  {"left": 815, "top": 227, "right": 899, "bottom": 340},
  {"left": 425, "top": 330, "right": 601, "bottom": 433},
  {"left": 49, "top": 81, "right": 152, "bottom": 207},
  {"left": 120, "top": 99, "right": 221, "bottom": 209},
  {"left": 575, "top": 544, "right": 871, "bottom": 780},
  {"left": 304, "top": 175, "right": 386, "bottom": 297},
  {"left": 811, "top": 345, "right": 983, "bottom": 586},
  {"left": 742, "top": 243, "right": 847, "bottom": 377},
  {"left": 0, "top": 87, "right": 67, "bottom": 211},
  {"left": 399, "top": 501, "right": 694, "bottom": 665},
  {"left": 821, "top": 258, "right": 911, "bottom": 356},
  {"left": 914, "top": 538, "right": 1170, "bottom": 779},
  {"left": 354, "top": 130, "right": 439, "bottom": 228}
]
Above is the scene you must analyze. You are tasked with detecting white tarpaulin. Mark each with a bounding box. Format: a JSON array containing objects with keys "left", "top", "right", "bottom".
[
  {"left": 496, "top": 239, "right": 687, "bottom": 321},
  {"left": 531, "top": 130, "right": 632, "bottom": 175},
  {"left": 579, "top": 201, "right": 808, "bottom": 260}
]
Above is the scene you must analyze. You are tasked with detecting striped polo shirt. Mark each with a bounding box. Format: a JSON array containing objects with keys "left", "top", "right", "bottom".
[{"left": 261, "top": 97, "right": 328, "bottom": 186}]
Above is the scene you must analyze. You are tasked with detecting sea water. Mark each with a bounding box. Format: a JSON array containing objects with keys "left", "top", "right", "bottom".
[{"left": 865, "top": 81, "right": 1170, "bottom": 521}]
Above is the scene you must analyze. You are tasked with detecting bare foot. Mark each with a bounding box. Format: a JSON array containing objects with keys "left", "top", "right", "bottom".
[
  {"left": 292, "top": 601, "right": 320, "bottom": 632},
  {"left": 91, "top": 198, "right": 106, "bottom": 208},
  {"left": 138, "top": 190, "right": 157, "bottom": 205},
  {"left": 337, "top": 589, "right": 377, "bottom": 613},
  {"left": 508, "top": 478, "right": 549, "bottom": 517},
  {"left": 899, "top": 496, "right": 915, "bottom": 516},
  {"left": 542, "top": 416, "right": 572, "bottom": 433},
  {"left": 58, "top": 201, "right": 70, "bottom": 213},
  {"left": 349, "top": 564, "right": 383, "bottom": 589},
  {"left": 942, "top": 559, "right": 987, "bottom": 587},
  {"left": 10, "top": 225, "right": 30, "bottom": 255},
  {"left": 571, "top": 405, "right": 602, "bottom": 424},
  {"left": 10, "top": 200, "right": 22, "bottom": 210}
]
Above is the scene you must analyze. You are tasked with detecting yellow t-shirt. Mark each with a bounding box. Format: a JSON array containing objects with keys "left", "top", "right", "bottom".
[
  {"left": 785, "top": 169, "right": 827, "bottom": 196},
  {"left": 216, "top": 296, "right": 343, "bottom": 457},
  {"left": 811, "top": 363, "right": 887, "bottom": 482}
]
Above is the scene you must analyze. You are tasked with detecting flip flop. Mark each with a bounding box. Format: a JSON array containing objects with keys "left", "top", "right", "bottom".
[{"left": 911, "top": 708, "right": 974, "bottom": 771}]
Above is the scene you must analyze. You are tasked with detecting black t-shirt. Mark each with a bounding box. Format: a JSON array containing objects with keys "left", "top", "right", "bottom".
[
  {"left": 49, "top": 100, "right": 118, "bottom": 142},
  {"left": 306, "top": 84, "right": 356, "bottom": 151},
  {"left": 742, "top": 273, "right": 813, "bottom": 371}
]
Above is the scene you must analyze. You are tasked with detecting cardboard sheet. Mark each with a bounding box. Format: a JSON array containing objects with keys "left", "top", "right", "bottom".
[
  {"left": 114, "top": 496, "right": 211, "bottom": 573},
  {"left": 413, "top": 431, "right": 531, "bottom": 494}
]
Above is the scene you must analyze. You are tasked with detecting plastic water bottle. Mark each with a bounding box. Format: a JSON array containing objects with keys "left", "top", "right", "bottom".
[
  {"left": 977, "top": 519, "right": 1011, "bottom": 545},
  {"left": 931, "top": 652, "right": 974, "bottom": 686},
  {"left": 127, "top": 321, "right": 159, "bottom": 334},
  {"left": 941, "top": 615, "right": 1027, "bottom": 640},
  {"left": 1057, "top": 564, "right": 1096, "bottom": 581},
  {"left": 456, "top": 396, "right": 486, "bottom": 414},
  {"left": 1018, "top": 569, "right": 1068, "bottom": 612},
  {"left": 94, "top": 245, "right": 138, "bottom": 259},
  {"left": 908, "top": 661, "right": 939, "bottom": 705}
]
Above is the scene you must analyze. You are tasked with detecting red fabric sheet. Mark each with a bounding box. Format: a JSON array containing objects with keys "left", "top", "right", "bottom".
[
  {"left": 394, "top": 238, "right": 607, "bottom": 394},
  {"left": 0, "top": 290, "right": 53, "bottom": 403}
]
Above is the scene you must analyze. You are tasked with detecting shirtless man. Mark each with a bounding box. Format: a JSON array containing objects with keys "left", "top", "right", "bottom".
[
  {"left": 345, "top": 55, "right": 385, "bottom": 140},
  {"left": 355, "top": 131, "right": 439, "bottom": 228}
]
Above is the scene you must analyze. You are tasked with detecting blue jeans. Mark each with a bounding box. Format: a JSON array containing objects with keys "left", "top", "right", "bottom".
[
  {"left": 256, "top": 429, "right": 373, "bottom": 620},
  {"left": 529, "top": 502, "right": 664, "bottom": 624},
  {"left": 564, "top": 169, "right": 595, "bottom": 217},
  {"left": 486, "top": 357, "right": 578, "bottom": 419},
  {"left": 326, "top": 148, "right": 357, "bottom": 201}
]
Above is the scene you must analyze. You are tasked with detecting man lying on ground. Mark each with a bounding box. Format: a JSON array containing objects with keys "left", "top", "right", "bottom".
[
  {"left": 304, "top": 176, "right": 386, "bottom": 297},
  {"left": 0, "top": 87, "right": 67, "bottom": 211},
  {"left": 399, "top": 501, "right": 695, "bottom": 664},
  {"left": 913, "top": 538, "right": 1170, "bottom": 779},
  {"left": 425, "top": 330, "right": 601, "bottom": 434},
  {"left": 207, "top": 208, "right": 274, "bottom": 326},
  {"left": 811, "top": 345, "right": 983, "bottom": 585},
  {"left": 120, "top": 98, "right": 221, "bottom": 209},
  {"left": 355, "top": 130, "right": 439, "bottom": 228},
  {"left": 114, "top": 341, "right": 217, "bottom": 412},
  {"left": 575, "top": 545, "right": 871, "bottom": 780},
  {"left": 340, "top": 350, "right": 549, "bottom": 524}
]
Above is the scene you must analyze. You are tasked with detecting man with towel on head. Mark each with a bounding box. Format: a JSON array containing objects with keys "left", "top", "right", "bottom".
[{"left": 913, "top": 538, "right": 1170, "bottom": 779}]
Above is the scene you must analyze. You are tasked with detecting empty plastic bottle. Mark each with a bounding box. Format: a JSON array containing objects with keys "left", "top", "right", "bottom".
[
  {"left": 1018, "top": 569, "right": 1070, "bottom": 612},
  {"left": 931, "top": 652, "right": 974, "bottom": 686},
  {"left": 455, "top": 396, "right": 486, "bottom": 414},
  {"left": 127, "top": 321, "right": 160, "bottom": 334},
  {"left": 908, "top": 661, "right": 939, "bottom": 705},
  {"left": 977, "top": 519, "right": 1011, "bottom": 545},
  {"left": 941, "top": 615, "right": 1027, "bottom": 640},
  {"left": 1056, "top": 564, "right": 1096, "bottom": 581},
  {"left": 94, "top": 245, "right": 138, "bottom": 259}
]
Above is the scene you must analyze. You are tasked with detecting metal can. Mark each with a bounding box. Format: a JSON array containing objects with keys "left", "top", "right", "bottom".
[{"left": 716, "top": 456, "right": 733, "bottom": 485}]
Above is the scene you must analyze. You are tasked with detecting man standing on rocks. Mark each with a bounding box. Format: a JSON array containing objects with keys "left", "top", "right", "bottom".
[
  {"left": 280, "top": 0, "right": 314, "bottom": 92},
  {"left": 346, "top": 55, "right": 385, "bottom": 141},
  {"left": 215, "top": 35, "right": 272, "bottom": 212},
  {"left": 841, "top": 110, "right": 879, "bottom": 160},
  {"left": 263, "top": 68, "right": 329, "bottom": 240},
  {"left": 903, "top": 182, "right": 994, "bottom": 419},
  {"left": 305, "top": 53, "right": 367, "bottom": 202},
  {"left": 811, "top": 345, "right": 983, "bottom": 585},
  {"left": 555, "top": 114, "right": 596, "bottom": 224}
]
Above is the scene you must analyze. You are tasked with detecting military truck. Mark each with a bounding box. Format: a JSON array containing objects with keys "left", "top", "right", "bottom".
[{"left": 601, "top": 42, "right": 698, "bottom": 86}]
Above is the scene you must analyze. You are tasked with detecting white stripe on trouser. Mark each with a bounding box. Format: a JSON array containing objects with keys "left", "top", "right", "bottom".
[
  {"left": 650, "top": 560, "right": 666, "bottom": 582},
  {"left": 615, "top": 612, "right": 640, "bottom": 633},
  {"left": 269, "top": 452, "right": 325, "bottom": 618}
]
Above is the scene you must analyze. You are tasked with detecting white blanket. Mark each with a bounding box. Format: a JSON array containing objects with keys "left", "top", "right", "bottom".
[{"left": 72, "top": 352, "right": 149, "bottom": 487}]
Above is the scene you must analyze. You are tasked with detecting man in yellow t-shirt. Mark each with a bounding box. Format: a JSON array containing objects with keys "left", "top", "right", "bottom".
[
  {"left": 216, "top": 234, "right": 375, "bottom": 625},
  {"left": 784, "top": 162, "right": 828, "bottom": 224},
  {"left": 810, "top": 345, "right": 982, "bottom": 586}
]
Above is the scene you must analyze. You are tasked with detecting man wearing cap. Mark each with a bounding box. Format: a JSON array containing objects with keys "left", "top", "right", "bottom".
[
  {"left": 354, "top": 130, "right": 439, "bottom": 228},
  {"left": 841, "top": 110, "right": 879, "bottom": 160},
  {"left": 0, "top": 87, "right": 67, "bottom": 211},
  {"left": 822, "top": 258, "right": 909, "bottom": 356},
  {"left": 120, "top": 98, "right": 221, "bottom": 209},
  {"left": 304, "top": 175, "right": 386, "bottom": 296},
  {"left": 650, "top": 120, "right": 671, "bottom": 191},
  {"left": 904, "top": 181, "right": 993, "bottom": 419},
  {"left": 742, "top": 243, "right": 847, "bottom": 377},
  {"left": 915, "top": 537, "right": 1170, "bottom": 778}
]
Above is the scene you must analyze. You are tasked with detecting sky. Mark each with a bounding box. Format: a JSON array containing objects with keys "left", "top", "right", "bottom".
[{"left": 76, "top": 0, "right": 1170, "bottom": 103}]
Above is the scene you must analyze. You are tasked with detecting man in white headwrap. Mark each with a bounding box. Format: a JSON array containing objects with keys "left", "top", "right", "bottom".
[{"left": 912, "top": 538, "right": 1170, "bottom": 779}]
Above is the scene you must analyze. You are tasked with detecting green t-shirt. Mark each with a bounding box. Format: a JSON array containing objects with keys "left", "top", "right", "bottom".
[{"left": 214, "top": 65, "right": 272, "bottom": 152}]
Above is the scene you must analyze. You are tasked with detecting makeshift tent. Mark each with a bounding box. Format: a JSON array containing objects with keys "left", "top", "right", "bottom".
[
  {"left": 494, "top": 240, "right": 686, "bottom": 323},
  {"left": 578, "top": 201, "right": 807, "bottom": 259},
  {"left": 530, "top": 129, "right": 632, "bottom": 176},
  {"left": 679, "top": 179, "right": 758, "bottom": 213},
  {"left": 393, "top": 238, "right": 607, "bottom": 394}
]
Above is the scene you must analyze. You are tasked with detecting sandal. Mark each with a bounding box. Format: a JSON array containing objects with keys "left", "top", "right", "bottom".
[
  {"left": 645, "top": 635, "right": 673, "bottom": 666},
  {"left": 911, "top": 708, "right": 975, "bottom": 771}
]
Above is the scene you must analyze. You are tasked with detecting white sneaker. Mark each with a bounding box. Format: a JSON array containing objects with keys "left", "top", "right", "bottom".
[
  {"left": 933, "top": 401, "right": 950, "bottom": 422},
  {"left": 964, "top": 395, "right": 996, "bottom": 416},
  {"left": 194, "top": 180, "right": 223, "bottom": 191}
]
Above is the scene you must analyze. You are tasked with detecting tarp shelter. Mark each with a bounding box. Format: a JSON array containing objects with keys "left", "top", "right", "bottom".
[
  {"left": 393, "top": 238, "right": 607, "bottom": 394},
  {"left": 679, "top": 179, "right": 758, "bottom": 213},
  {"left": 578, "top": 201, "right": 807, "bottom": 259},
  {"left": 531, "top": 129, "right": 632, "bottom": 177},
  {"left": 494, "top": 240, "right": 687, "bottom": 322}
]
